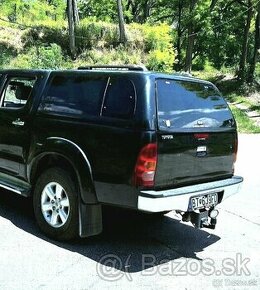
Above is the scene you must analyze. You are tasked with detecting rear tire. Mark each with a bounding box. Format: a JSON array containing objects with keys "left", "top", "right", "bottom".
[{"left": 33, "top": 167, "right": 79, "bottom": 241}]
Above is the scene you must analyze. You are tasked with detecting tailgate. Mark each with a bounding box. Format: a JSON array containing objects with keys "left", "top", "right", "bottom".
[
  {"left": 155, "top": 78, "right": 237, "bottom": 189},
  {"left": 155, "top": 131, "right": 237, "bottom": 188}
]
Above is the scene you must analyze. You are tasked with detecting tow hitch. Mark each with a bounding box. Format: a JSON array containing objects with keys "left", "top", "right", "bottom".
[{"left": 181, "top": 208, "right": 219, "bottom": 229}]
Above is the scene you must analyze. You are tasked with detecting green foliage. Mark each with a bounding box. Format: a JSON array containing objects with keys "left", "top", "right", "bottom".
[
  {"left": 75, "top": 20, "right": 119, "bottom": 51},
  {"left": 0, "top": 0, "right": 66, "bottom": 22},
  {"left": 0, "top": 18, "right": 175, "bottom": 71},
  {"left": 75, "top": 45, "right": 144, "bottom": 67},
  {"left": 19, "top": 20, "right": 174, "bottom": 56},
  {"left": 22, "top": 25, "right": 69, "bottom": 52},
  {"left": 74, "top": 21, "right": 174, "bottom": 59},
  {"left": 77, "top": 0, "right": 117, "bottom": 22},
  {"left": 141, "top": 23, "right": 173, "bottom": 51},
  {"left": 0, "top": 26, "right": 22, "bottom": 67},
  {"left": 140, "top": 24, "right": 175, "bottom": 71},
  {"left": 230, "top": 106, "right": 260, "bottom": 133},
  {"left": 31, "top": 43, "right": 66, "bottom": 69},
  {"left": 6, "top": 44, "right": 66, "bottom": 69},
  {"left": 0, "top": 0, "right": 259, "bottom": 85},
  {"left": 146, "top": 49, "right": 175, "bottom": 72},
  {"left": 0, "top": 46, "right": 14, "bottom": 67},
  {"left": 192, "top": 59, "right": 218, "bottom": 73}
]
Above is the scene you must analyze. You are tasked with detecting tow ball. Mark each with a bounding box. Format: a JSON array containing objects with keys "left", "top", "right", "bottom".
[{"left": 181, "top": 208, "right": 219, "bottom": 229}]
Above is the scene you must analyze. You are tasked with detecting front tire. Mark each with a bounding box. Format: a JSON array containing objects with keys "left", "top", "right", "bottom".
[{"left": 33, "top": 167, "right": 79, "bottom": 241}]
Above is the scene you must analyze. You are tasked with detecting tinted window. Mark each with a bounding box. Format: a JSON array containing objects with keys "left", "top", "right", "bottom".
[
  {"left": 157, "top": 79, "right": 234, "bottom": 129},
  {"left": 0, "top": 77, "right": 36, "bottom": 109},
  {"left": 102, "top": 78, "right": 136, "bottom": 119},
  {"left": 40, "top": 75, "right": 108, "bottom": 117}
]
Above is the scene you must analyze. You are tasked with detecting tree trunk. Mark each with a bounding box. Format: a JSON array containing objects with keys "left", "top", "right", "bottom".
[
  {"left": 237, "top": 0, "right": 254, "bottom": 81},
  {"left": 247, "top": 3, "right": 260, "bottom": 83},
  {"left": 184, "top": 0, "right": 197, "bottom": 73},
  {"left": 117, "top": 0, "right": 127, "bottom": 44},
  {"left": 184, "top": 29, "right": 195, "bottom": 73},
  {"left": 67, "top": 0, "right": 76, "bottom": 59},
  {"left": 72, "top": 0, "right": 80, "bottom": 24},
  {"left": 143, "top": 0, "right": 153, "bottom": 23},
  {"left": 175, "top": 0, "right": 183, "bottom": 70}
]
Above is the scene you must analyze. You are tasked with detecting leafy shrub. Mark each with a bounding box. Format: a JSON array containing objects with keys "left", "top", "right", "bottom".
[
  {"left": 141, "top": 23, "right": 173, "bottom": 52},
  {"left": 0, "top": 45, "right": 16, "bottom": 68},
  {"left": 75, "top": 20, "right": 119, "bottom": 51},
  {"left": 7, "top": 43, "right": 66, "bottom": 69},
  {"left": 77, "top": 46, "right": 144, "bottom": 67},
  {"left": 22, "top": 26, "right": 69, "bottom": 53},
  {"left": 30, "top": 43, "right": 65, "bottom": 69},
  {"left": 146, "top": 49, "right": 175, "bottom": 72},
  {"left": 6, "top": 52, "right": 32, "bottom": 69},
  {"left": 75, "top": 21, "right": 174, "bottom": 55},
  {"left": 2, "top": 21, "right": 175, "bottom": 72}
]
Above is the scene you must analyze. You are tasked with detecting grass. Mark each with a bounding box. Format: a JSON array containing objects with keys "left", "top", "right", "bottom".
[
  {"left": 230, "top": 106, "right": 260, "bottom": 133},
  {"left": 223, "top": 86, "right": 260, "bottom": 134},
  {"left": 194, "top": 71, "right": 260, "bottom": 133}
]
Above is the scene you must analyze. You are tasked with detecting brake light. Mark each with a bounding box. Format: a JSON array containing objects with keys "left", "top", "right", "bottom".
[
  {"left": 234, "top": 138, "right": 238, "bottom": 162},
  {"left": 232, "top": 137, "right": 238, "bottom": 174},
  {"left": 194, "top": 133, "right": 209, "bottom": 140},
  {"left": 133, "top": 143, "right": 157, "bottom": 187}
]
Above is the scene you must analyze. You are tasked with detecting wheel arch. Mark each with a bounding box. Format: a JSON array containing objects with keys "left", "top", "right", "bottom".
[{"left": 28, "top": 138, "right": 98, "bottom": 205}]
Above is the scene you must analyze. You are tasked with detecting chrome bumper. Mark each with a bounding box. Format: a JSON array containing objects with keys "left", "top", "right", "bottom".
[{"left": 138, "top": 176, "right": 243, "bottom": 213}]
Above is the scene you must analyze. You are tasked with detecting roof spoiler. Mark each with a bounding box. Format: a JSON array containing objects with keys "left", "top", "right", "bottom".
[{"left": 77, "top": 65, "right": 148, "bottom": 71}]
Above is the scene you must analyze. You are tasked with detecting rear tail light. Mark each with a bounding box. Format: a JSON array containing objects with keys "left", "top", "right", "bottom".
[
  {"left": 232, "top": 137, "right": 238, "bottom": 174},
  {"left": 234, "top": 138, "right": 238, "bottom": 162},
  {"left": 194, "top": 133, "right": 209, "bottom": 140},
  {"left": 133, "top": 143, "right": 157, "bottom": 187}
]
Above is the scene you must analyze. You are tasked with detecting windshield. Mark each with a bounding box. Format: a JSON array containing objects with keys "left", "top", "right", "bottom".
[{"left": 156, "top": 79, "right": 234, "bottom": 130}]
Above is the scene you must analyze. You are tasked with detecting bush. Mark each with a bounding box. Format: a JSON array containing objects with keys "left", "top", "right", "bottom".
[
  {"left": 146, "top": 49, "right": 175, "bottom": 72},
  {"left": 76, "top": 46, "right": 144, "bottom": 67},
  {"left": 141, "top": 23, "right": 173, "bottom": 52},
  {"left": 7, "top": 43, "right": 67, "bottom": 69},
  {"left": 30, "top": 43, "right": 66, "bottom": 69},
  {"left": 74, "top": 21, "right": 175, "bottom": 71},
  {"left": 75, "top": 20, "right": 119, "bottom": 51},
  {"left": 75, "top": 21, "right": 174, "bottom": 55},
  {"left": 22, "top": 26, "right": 69, "bottom": 53},
  {"left": 0, "top": 44, "right": 17, "bottom": 68},
  {"left": 2, "top": 21, "right": 175, "bottom": 72}
]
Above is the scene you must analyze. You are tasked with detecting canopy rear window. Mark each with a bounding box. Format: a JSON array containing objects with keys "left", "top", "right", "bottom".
[{"left": 156, "top": 79, "right": 234, "bottom": 129}]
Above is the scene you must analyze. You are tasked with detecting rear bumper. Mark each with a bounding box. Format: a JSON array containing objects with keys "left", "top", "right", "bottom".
[{"left": 138, "top": 176, "right": 243, "bottom": 213}]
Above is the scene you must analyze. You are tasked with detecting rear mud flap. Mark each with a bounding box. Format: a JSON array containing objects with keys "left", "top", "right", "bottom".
[{"left": 79, "top": 202, "right": 103, "bottom": 237}]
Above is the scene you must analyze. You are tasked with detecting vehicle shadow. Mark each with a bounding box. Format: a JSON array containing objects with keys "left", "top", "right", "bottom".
[{"left": 0, "top": 189, "right": 220, "bottom": 273}]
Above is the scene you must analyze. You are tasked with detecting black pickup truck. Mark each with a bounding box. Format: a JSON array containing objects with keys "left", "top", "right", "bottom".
[{"left": 0, "top": 66, "right": 243, "bottom": 240}]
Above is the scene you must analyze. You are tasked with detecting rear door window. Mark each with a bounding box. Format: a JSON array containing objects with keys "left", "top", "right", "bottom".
[
  {"left": 156, "top": 79, "right": 234, "bottom": 129},
  {"left": 101, "top": 77, "right": 136, "bottom": 119},
  {"left": 39, "top": 75, "right": 108, "bottom": 117}
]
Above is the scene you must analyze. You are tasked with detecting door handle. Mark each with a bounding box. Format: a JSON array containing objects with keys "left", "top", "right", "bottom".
[{"left": 12, "top": 118, "right": 25, "bottom": 127}]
